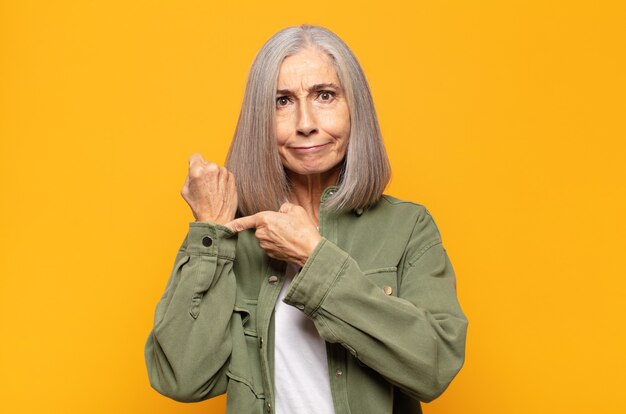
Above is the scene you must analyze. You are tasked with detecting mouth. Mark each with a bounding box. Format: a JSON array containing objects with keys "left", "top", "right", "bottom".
[{"left": 289, "top": 142, "right": 331, "bottom": 153}]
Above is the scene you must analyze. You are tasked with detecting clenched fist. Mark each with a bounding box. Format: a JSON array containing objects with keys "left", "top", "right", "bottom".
[{"left": 180, "top": 153, "right": 238, "bottom": 224}]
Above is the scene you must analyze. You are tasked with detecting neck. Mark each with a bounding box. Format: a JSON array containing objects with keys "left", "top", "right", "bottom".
[{"left": 287, "top": 167, "right": 341, "bottom": 224}]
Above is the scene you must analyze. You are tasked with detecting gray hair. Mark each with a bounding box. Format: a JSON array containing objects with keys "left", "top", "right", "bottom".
[{"left": 226, "top": 24, "right": 391, "bottom": 216}]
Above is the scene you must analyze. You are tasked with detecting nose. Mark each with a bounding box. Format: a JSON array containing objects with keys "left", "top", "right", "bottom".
[{"left": 296, "top": 101, "right": 318, "bottom": 137}]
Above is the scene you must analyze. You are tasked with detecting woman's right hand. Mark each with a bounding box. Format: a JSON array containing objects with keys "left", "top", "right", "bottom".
[{"left": 180, "top": 153, "right": 238, "bottom": 224}]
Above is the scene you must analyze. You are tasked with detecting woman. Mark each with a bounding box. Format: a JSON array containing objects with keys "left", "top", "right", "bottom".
[{"left": 145, "top": 25, "right": 467, "bottom": 414}]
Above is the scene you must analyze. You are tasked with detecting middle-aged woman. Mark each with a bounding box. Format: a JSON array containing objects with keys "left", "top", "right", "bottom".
[{"left": 145, "top": 25, "right": 468, "bottom": 414}]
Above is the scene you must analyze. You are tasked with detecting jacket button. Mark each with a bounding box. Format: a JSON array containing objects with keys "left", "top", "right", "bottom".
[
  {"left": 268, "top": 275, "right": 278, "bottom": 284},
  {"left": 383, "top": 285, "right": 393, "bottom": 295},
  {"left": 266, "top": 402, "right": 271, "bottom": 412},
  {"left": 336, "top": 369, "right": 343, "bottom": 377},
  {"left": 295, "top": 303, "right": 305, "bottom": 310},
  {"left": 202, "top": 236, "right": 213, "bottom": 247}
]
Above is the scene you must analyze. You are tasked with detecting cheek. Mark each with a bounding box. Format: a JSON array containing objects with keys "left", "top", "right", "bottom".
[
  {"left": 340, "top": 116, "right": 351, "bottom": 139},
  {"left": 338, "top": 116, "right": 351, "bottom": 156},
  {"left": 329, "top": 109, "right": 350, "bottom": 146},
  {"left": 320, "top": 112, "right": 349, "bottom": 137},
  {"left": 275, "top": 117, "right": 290, "bottom": 145}
]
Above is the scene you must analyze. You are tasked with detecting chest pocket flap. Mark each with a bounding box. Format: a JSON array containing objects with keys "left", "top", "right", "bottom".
[{"left": 363, "top": 266, "right": 398, "bottom": 297}]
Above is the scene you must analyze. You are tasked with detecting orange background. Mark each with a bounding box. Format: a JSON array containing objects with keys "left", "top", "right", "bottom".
[{"left": 1, "top": 1, "right": 625, "bottom": 413}]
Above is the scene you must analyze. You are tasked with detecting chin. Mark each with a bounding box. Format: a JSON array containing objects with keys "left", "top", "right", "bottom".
[
  {"left": 286, "top": 161, "right": 343, "bottom": 177},
  {"left": 289, "top": 167, "right": 325, "bottom": 176}
]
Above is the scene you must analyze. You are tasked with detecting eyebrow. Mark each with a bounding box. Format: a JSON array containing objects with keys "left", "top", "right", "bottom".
[{"left": 276, "top": 83, "right": 341, "bottom": 95}]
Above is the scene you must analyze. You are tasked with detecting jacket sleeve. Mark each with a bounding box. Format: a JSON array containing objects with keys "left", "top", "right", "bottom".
[
  {"left": 282, "top": 208, "right": 468, "bottom": 403},
  {"left": 144, "top": 222, "right": 237, "bottom": 402}
]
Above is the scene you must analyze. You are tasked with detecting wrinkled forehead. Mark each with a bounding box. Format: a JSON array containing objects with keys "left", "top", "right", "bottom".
[{"left": 277, "top": 48, "right": 342, "bottom": 91}]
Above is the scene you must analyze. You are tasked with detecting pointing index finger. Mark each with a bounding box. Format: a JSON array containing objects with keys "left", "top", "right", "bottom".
[{"left": 225, "top": 213, "right": 263, "bottom": 233}]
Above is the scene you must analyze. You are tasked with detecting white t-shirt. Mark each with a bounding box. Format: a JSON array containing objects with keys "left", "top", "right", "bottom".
[{"left": 274, "top": 262, "right": 336, "bottom": 414}]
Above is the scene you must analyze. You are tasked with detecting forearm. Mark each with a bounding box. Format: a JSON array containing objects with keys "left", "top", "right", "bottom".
[
  {"left": 145, "top": 222, "right": 237, "bottom": 402},
  {"left": 283, "top": 238, "right": 468, "bottom": 403}
]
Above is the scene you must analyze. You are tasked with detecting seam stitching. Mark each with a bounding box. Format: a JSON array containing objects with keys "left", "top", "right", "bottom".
[
  {"left": 311, "top": 255, "right": 349, "bottom": 316},
  {"left": 407, "top": 239, "right": 442, "bottom": 267}
]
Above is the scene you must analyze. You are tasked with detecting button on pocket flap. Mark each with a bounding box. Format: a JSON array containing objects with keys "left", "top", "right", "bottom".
[{"left": 363, "top": 266, "right": 398, "bottom": 296}]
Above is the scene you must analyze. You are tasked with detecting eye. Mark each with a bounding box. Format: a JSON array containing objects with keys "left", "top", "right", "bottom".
[
  {"left": 276, "top": 96, "right": 291, "bottom": 107},
  {"left": 318, "top": 91, "right": 336, "bottom": 102}
]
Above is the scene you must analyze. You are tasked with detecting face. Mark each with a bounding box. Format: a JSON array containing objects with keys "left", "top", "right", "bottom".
[{"left": 275, "top": 48, "right": 350, "bottom": 178}]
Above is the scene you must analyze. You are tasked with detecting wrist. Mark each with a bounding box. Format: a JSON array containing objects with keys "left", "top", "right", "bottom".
[{"left": 299, "top": 234, "right": 322, "bottom": 266}]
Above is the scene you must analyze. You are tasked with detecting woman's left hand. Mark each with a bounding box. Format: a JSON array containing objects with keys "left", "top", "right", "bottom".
[{"left": 225, "top": 202, "right": 321, "bottom": 267}]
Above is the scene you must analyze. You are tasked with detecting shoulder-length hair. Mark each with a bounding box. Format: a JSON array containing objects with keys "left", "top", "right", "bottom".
[{"left": 226, "top": 24, "right": 391, "bottom": 216}]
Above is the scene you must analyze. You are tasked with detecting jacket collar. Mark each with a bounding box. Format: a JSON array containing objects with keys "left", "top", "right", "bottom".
[{"left": 321, "top": 186, "right": 364, "bottom": 217}]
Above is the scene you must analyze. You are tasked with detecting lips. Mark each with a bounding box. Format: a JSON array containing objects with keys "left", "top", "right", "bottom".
[{"left": 289, "top": 142, "right": 331, "bottom": 152}]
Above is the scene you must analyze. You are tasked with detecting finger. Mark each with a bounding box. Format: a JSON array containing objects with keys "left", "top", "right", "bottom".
[
  {"left": 189, "top": 155, "right": 208, "bottom": 178},
  {"left": 189, "top": 164, "right": 204, "bottom": 178},
  {"left": 226, "top": 171, "right": 237, "bottom": 208},
  {"left": 279, "top": 202, "right": 294, "bottom": 213},
  {"left": 224, "top": 213, "right": 263, "bottom": 233},
  {"left": 180, "top": 175, "right": 190, "bottom": 197},
  {"left": 188, "top": 153, "right": 205, "bottom": 168},
  {"left": 227, "top": 171, "right": 236, "bottom": 193},
  {"left": 218, "top": 166, "right": 228, "bottom": 192},
  {"left": 196, "top": 162, "right": 218, "bottom": 183}
]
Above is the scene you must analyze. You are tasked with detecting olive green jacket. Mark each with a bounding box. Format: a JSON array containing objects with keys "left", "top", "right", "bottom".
[{"left": 145, "top": 188, "right": 468, "bottom": 413}]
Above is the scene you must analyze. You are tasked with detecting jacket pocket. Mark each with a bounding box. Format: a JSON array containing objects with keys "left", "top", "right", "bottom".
[
  {"left": 235, "top": 299, "right": 258, "bottom": 337},
  {"left": 225, "top": 376, "right": 265, "bottom": 414},
  {"left": 363, "top": 266, "right": 398, "bottom": 297},
  {"left": 230, "top": 299, "right": 264, "bottom": 398}
]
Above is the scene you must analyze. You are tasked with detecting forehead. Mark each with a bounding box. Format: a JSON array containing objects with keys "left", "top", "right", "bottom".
[{"left": 277, "top": 48, "right": 340, "bottom": 88}]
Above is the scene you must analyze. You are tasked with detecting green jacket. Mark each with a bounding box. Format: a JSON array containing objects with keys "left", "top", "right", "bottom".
[{"left": 145, "top": 188, "right": 468, "bottom": 413}]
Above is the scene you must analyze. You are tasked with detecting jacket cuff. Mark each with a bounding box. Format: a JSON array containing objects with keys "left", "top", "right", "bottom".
[
  {"left": 283, "top": 238, "right": 349, "bottom": 317},
  {"left": 185, "top": 221, "right": 237, "bottom": 259}
]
